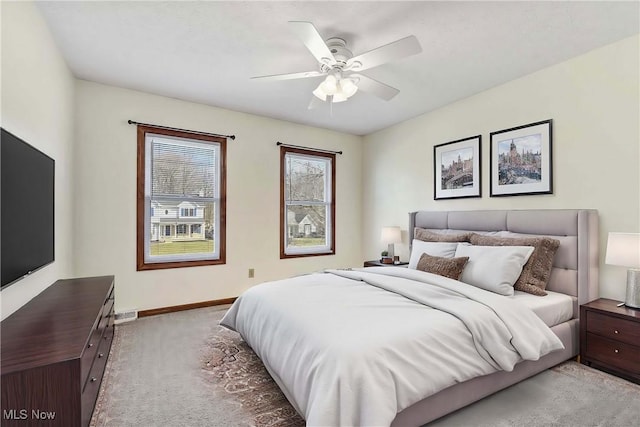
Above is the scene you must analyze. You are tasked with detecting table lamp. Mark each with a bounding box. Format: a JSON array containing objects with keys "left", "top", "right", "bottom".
[
  {"left": 381, "top": 226, "right": 402, "bottom": 260},
  {"left": 605, "top": 232, "right": 640, "bottom": 308}
]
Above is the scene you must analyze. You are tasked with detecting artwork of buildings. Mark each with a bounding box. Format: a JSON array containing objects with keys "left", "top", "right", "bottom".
[
  {"left": 498, "top": 138, "right": 542, "bottom": 185},
  {"left": 441, "top": 150, "right": 473, "bottom": 189}
]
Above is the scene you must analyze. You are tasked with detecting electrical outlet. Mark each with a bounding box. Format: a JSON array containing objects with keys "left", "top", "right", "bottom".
[{"left": 248, "top": 268, "right": 255, "bottom": 278}]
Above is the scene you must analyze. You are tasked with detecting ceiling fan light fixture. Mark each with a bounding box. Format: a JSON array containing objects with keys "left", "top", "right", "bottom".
[
  {"left": 313, "top": 74, "right": 359, "bottom": 103},
  {"left": 332, "top": 92, "right": 348, "bottom": 103},
  {"left": 320, "top": 74, "right": 338, "bottom": 95},
  {"left": 339, "top": 78, "right": 358, "bottom": 98},
  {"left": 312, "top": 85, "right": 328, "bottom": 101}
]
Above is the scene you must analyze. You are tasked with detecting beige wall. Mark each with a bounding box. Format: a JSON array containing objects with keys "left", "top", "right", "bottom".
[
  {"left": 1, "top": 2, "right": 76, "bottom": 320},
  {"left": 74, "top": 81, "right": 362, "bottom": 313},
  {"left": 3, "top": 2, "right": 636, "bottom": 317},
  {"left": 363, "top": 35, "right": 640, "bottom": 301}
]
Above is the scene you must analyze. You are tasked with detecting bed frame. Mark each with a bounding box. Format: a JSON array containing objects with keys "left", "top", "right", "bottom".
[{"left": 392, "top": 209, "right": 599, "bottom": 426}]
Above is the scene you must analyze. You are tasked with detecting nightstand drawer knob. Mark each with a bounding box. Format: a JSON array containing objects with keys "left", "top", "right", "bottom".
[
  {"left": 614, "top": 349, "right": 619, "bottom": 354},
  {"left": 614, "top": 330, "right": 619, "bottom": 334}
]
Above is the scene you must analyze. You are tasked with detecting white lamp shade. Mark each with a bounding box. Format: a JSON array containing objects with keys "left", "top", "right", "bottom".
[
  {"left": 332, "top": 92, "right": 348, "bottom": 103},
  {"left": 320, "top": 75, "right": 337, "bottom": 95},
  {"left": 312, "top": 86, "right": 327, "bottom": 101},
  {"left": 339, "top": 78, "right": 358, "bottom": 97},
  {"left": 605, "top": 232, "right": 640, "bottom": 268},
  {"left": 381, "top": 226, "right": 402, "bottom": 244},
  {"left": 312, "top": 75, "right": 359, "bottom": 103}
]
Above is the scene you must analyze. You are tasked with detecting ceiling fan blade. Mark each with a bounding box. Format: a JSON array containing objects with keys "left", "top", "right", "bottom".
[
  {"left": 251, "top": 70, "right": 325, "bottom": 81},
  {"left": 353, "top": 74, "right": 400, "bottom": 101},
  {"left": 289, "top": 21, "right": 336, "bottom": 66},
  {"left": 347, "top": 35, "right": 422, "bottom": 72}
]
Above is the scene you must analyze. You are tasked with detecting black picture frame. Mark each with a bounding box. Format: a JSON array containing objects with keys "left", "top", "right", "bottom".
[
  {"left": 433, "top": 135, "right": 482, "bottom": 200},
  {"left": 490, "top": 119, "right": 553, "bottom": 197}
]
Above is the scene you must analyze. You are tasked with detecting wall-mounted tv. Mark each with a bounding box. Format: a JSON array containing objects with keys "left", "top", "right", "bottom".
[{"left": 1, "top": 128, "right": 55, "bottom": 289}]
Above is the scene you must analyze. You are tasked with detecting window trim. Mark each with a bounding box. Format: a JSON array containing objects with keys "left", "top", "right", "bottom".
[
  {"left": 280, "top": 146, "right": 336, "bottom": 259},
  {"left": 136, "top": 124, "right": 226, "bottom": 271}
]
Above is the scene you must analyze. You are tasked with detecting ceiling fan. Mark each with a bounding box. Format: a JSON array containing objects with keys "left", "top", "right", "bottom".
[{"left": 251, "top": 21, "right": 422, "bottom": 106}]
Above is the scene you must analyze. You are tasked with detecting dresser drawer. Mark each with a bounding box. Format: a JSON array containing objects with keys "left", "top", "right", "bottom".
[
  {"left": 586, "top": 311, "right": 640, "bottom": 346},
  {"left": 83, "top": 325, "right": 113, "bottom": 393},
  {"left": 102, "top": 293, "right": 114, "bottom": 318},
  {"left": 80, "top": 330, "right": 113, "bottom": 427},
  {"left": 585, "top": 333, "right": 640, "bottom": 374},
  {"left": 80, "top": 299, "right": 113, "bottom": 382}
]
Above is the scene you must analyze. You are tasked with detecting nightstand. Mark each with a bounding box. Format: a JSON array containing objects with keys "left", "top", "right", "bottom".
[
  {"left": 580, "top": 298, "right": 640, "bottom": 384},
  {"left": 363, "top": 260, "right": 409, "bottom": 267}
]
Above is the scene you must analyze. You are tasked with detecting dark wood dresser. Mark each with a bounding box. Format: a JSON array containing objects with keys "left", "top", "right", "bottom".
[
  {"left": 1, "top": 276, "right": 115, "bottom": 427},
  {"left": 580, "top": 298, "right": 640, "bottom": 384}
]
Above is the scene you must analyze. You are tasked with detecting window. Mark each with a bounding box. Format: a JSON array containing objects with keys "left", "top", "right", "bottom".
[
  {"left": 137, "top": 125, "right": 226, "bottom": 270},
  {"left": 280, "top": 146, "right": 335, "bottom": 258}
]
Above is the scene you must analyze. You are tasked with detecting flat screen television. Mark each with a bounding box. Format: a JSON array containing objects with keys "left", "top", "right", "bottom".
[{"left": 1, "top": 128, "right": 55, "bottom": 289}]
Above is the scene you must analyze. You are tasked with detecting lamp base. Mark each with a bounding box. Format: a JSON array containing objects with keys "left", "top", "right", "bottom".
[
  {"left": 625, "top": 269, "right": 640, "bottom": 309},
  {"left": 387, "top": 243, "right": 395, "bottom": 259}
]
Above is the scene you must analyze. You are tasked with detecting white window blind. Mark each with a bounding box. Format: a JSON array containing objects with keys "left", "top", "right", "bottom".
[
  {"left": 144, "top": 134, "right": 220, "bottom": 263},
  {"left": 283, "top": 151, "right": 333, "bottom": 255}
]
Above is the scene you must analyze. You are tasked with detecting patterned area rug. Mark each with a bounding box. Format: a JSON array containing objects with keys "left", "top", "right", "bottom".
[
  {"left": 200, "top": 325, "right": 640, "bottom": 427},
  {"left": 200, "top": 325, "right": 304, "bottom": 426},
  {"left": 90, "top": 306, "right": 640, "bottom": 427}
]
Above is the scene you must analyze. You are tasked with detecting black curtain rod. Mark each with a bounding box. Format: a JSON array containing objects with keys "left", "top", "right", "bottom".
[
  {"left": 276, "top": 141, "right": 342, "bottom": 155},
  {"left": 127, "top": 120, "right": 235, "bottom": 140}
]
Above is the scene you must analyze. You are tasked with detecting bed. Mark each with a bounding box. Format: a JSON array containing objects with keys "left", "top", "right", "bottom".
[{"left": 221, "top": 209, "right": 599, "bottom": 426}]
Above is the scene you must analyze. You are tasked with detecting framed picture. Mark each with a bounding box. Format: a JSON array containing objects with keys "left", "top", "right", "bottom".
[
  {"left": 434, "top": 135, "right": 481, "bottom": 200},
  {"left": 490, "top": 120, "right": 552, "bottom": 197}
]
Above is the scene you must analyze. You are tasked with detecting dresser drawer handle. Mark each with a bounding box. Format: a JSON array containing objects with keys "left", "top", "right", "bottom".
[
  {"left": 88, "top": 343, "right": 94, "bottom": 348},
  {"left": 614, "top": 330, "right": 619, "bottom": 334},
  {"left": 614, "top": 349, "right": 619, "bottom": 354},
  {"left": 90, "top": 377, "right": 97, "bottom": 382}
]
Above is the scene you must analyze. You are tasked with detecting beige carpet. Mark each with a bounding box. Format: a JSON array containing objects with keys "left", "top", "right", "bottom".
[{"left": 91, "top": 306, "right": 640, "bottom": 426}]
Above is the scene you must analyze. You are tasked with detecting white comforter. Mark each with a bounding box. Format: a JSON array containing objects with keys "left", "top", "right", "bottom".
[{"left": 220, "top": 267, "right": 564, "bottom": 427}]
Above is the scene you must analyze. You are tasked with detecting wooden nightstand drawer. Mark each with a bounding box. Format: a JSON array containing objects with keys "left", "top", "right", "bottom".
[
  {"left": 586, "top": 311, "right": 640, "bottom": 346},
  {"left": 585, "top": 333, "right": 640, "bottom": 373}
]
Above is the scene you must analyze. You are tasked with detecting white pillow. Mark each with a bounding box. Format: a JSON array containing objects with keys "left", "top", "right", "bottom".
[
  {"left": 454, "top": 244, "right": 535, "bottom": 296},
  {"left": 408, "top": 240, "right": 459, "bottom": 269}
]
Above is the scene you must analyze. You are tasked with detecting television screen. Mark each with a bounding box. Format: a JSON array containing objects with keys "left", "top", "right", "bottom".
[{"left": 1, "top": 128, "right": 55, "bottom": 288}]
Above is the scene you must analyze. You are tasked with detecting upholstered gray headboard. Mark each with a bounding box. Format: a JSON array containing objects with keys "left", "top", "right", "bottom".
[{"left": 409, "top": 210, "right": 599, "bottom": 311}]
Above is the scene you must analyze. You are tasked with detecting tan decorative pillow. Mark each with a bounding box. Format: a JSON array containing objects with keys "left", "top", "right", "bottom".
[
  {"left": 416, "top": 253, "right": 469, "bottom": 281},
  {"left": 414, "top": 227, "right": 471, "bottom": 243},
  {"left": 469, "top": 233, "right": 560, "bottom": 296}
]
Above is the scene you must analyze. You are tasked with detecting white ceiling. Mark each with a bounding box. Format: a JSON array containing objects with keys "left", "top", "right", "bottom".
[{"left": 37, "top": 1, "right": 639, "bottom": 136}]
